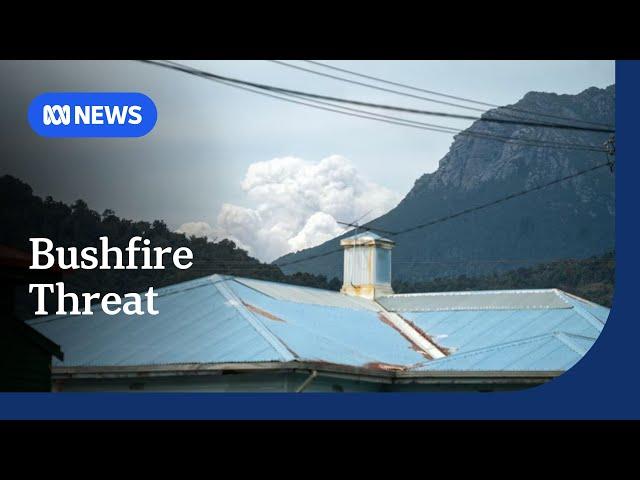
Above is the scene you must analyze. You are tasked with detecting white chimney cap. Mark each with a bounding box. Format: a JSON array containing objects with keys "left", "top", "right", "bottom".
[
  {"left": 340, "top": 231, "right": 395, "bottom": 299},
  {"left": 340, "top": 231, "right": 395, "bottom": 248}
]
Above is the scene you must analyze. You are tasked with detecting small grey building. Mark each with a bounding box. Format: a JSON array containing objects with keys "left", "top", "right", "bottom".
[
  {"left": 1, "top": 245, "right": 63, "bottom": 391},
  {"left": 30, "top": 233, "right": 609, "bottom": 392}
]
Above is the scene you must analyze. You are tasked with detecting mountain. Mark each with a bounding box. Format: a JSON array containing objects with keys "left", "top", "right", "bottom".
[{"left": 275, "top": 85, "right": 615, "bottom": 282}]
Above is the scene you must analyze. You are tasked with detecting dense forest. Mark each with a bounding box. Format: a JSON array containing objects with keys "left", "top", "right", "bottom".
[
  {"left": 0, "top": 175, "right": 339, "bottom": 318},
  {"left": 393, "top": 252, "right": 614, "bottom": 307},
  {"left": 1, "top": 174, "right": 614, "bottom": 319}
]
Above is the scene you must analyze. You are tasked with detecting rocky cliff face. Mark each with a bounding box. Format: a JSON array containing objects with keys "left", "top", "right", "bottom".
[{"left": 276, "top": 85, "right": 615, "bottom": 282}]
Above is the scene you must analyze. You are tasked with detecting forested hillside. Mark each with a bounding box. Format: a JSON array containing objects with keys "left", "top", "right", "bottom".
[
  {"left": 0, "top": 175, "right": 338, "bottom": 318},
  {"left": 393, "top": 251, "right": 614, "bottom": 307}
]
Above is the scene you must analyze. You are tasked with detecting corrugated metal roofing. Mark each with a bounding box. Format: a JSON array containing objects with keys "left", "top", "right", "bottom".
[
  {"left": 226, "top": 279, "right": 426, "bottom": 367},
  {"left": 28, "top": 276, "right": 287, "bottom": 367},
  {"left": 28, "top": 274, "right": 610, "bottom": 374},
  {"left": 377, "top": 289, "right": 572, "bottom": 312},
  {"left": 234, "top": 277, "right": 380, "bottom": 311},
  {"left": 412, "top": 333, "right": 596, "bottom": 371},
  {"left": 400, "top": 305, "right": 603, "bottom": 357}
]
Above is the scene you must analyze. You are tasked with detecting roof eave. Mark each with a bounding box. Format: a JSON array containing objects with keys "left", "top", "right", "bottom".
[{"left": 51, "top": 361, "right": 561, "bottom": 385}]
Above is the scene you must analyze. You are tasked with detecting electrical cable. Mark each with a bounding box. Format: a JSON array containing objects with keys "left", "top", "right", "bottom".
[
  {"left": 140, "top": 60, "right": 614, "bottom": 134},
  {"left": 303, "top": 60, "right": 614, "bottom": 128},
  {"left": 138, "top": 60, "right": 614, "bottom": 268},
  {"left": 144, "top": 60, "right": 608, "bottom": 153}
]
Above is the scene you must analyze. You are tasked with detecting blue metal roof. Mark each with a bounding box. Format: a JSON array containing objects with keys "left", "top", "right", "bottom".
[
  {"left": 29, "top": 275, "right": 609, "bottom": 373},
  {"left": 29, "top": 276, "right": 287, "bottom": 367},
  {"left": 413, "top": 332, "right": 596, "bottom": 372},
  {"left": 225, "top": 279, "right": 425, "bottom": 367},
  {"left": 378, "top": 289, "right": 573, "bottom": 312},
  {"left": 400, "top": 304, "right": 603, "bottom": 356}
]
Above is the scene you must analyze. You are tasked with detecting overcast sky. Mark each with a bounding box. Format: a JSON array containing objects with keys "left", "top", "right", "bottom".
[{"left": 0, "top": 60, "right": 614, "bottom": 261}]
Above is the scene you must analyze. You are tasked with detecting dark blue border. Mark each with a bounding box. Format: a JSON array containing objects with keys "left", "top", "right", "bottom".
[{"left": 1, "top": 61, "right": 636, "bottom": 420}]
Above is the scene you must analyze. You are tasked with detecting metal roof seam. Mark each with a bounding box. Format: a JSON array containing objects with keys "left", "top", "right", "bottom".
[
  {"left": 503, "top": 342, "right": 569, "bottom": 371},
  {"left": 410, "top": 332, "right": 582, "bottom": 370},
  {"left": 151, "top": 275, "right": 219, "bottom": 299},
  {"left": 377, "top": 290, "right": 572, "bottom": 312},
  {"left": 552, "top": 331, "right": 596, "bottom": 356},
  {"left": 560, "top": 289, "right": 608, "bottom": 308},
  {"left": 230, "top": 276, "right": 282, "bottom": 301},
  {"left": 484, "top": 309, "right": 562, "bottom": 348},
  {"left": 386, "top": 289, "right": 559, "bottom": 298},
  {"left": 386, "top": 306, "right": 566, "bottom": 312},
  {"left": 557, "top": 292, "right": 607, "bottom": 332},
  {"left": 451, "top": 309, "right": 524, "bottom": 349},
  {"left": 233, "top": 276, "right": 380, "bottom": 311},
  {"left": 212, "top": 278, "right": 297, "bottom": 362},
  {"left": 552, "top": 288, "right": 573, "bottom": 307},
  {"left": 276, "top": 322, "right": 384, "bottom": 365},
  {"left": 554, "top": 331, "right": 599, "bottom": 341}
]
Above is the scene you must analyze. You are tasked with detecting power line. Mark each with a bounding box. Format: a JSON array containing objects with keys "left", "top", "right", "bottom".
[
  {"left": 270, "top": 60, "right": 489, "bottom": 113},
  {"left": 276, "top": 59, "right": 595, "bottom": 129},
  {"left": 276, "top": 84, "right": 606, "bottom": 152},
  {"left": 275, "top": 160, "right": 613, "bottom": 268},
  {"left": 138, "top": 61, "right": 614, "bottom": 269},
  {"left": 303, "top": 60, "right": 614, "bottom": 129},
  {"left": 392, "top": 256, "right": 614, "bottom": 265},
  {"left": 342, "top": 161, "right": 613, "bottom": 238},
  {"left": 336, "top": 221, "right": 395, "bottom": 235},
  {"left": 181, "top": 254, "right": 614, "bottom": 273},
  {"left": 140, "top": 60, "right": 614, "bottom": 134},
  {"left": 276, "top": 248, "right": 343, "bottom": 268},
  {"left": 143, "top": 60, "right": 608, "bottom": 153},
  {"left": 156, "top": 61, "right": 460, "bottom": 135}
]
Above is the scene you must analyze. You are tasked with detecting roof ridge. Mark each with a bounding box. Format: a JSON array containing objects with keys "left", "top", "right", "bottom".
[
  {"left": 553, "top": 331, "right": 597, "bottom": 341},
  {"left": 552, "top": 331, "right": 597, "bottom": 356},
  {"left": 233, "top": 275, "right": 339, "bottom": 296},
  {"left": 554, "top": 291, "right": 607, "bottom": 332},
  {"left": 212, "top": 278, "right": 296, "bottom": 362},
  {"left": 386, "top": 289, "right": 559, "bottom": 298},
  {"left": 556, "top": 289, "right": 604, "bottom": 307},
  {"left": 232, "top": 276, "right": 380, "bottom": 311}
]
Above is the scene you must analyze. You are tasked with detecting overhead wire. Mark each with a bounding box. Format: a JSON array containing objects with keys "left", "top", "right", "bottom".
[
  {"left": 144, "top": 60, "right": 607, "bottom": 153},
  {"left": 302, "top": 60, "right": 614, "bottom": 128},
  {"left": 138, "top": 60, "right": 614, "bottom": 270},
  {"left": 269, "top": 59, "right": 491, "bottom": 113},
  {"left": 140, "top": 60, "right": 614, "bottom": 134},
  {"left": 343, "top": 160, "right": 614, "bottom": 238}
]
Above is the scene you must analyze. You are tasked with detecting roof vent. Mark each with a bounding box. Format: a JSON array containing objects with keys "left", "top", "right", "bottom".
[{"left": 340, "top": 232, "right": 394, "bottom": 299}]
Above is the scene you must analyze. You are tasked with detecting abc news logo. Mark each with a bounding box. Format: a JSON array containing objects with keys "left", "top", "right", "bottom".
[
  {"left": 43, "top": 104, "right": 143, "bottom": 126},
  {"left": 29, "top": 92, "right": 157, "bottom": 138}
]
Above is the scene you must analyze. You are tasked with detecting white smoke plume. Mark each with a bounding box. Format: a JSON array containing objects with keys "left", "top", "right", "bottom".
[{"left": 177, "top": 155, "right": 399, "bottom": 262}]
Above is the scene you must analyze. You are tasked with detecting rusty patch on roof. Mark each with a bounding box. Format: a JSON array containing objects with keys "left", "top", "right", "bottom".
[
  {"left": 377, "top": 312, "right": 434, "bottom": 360},
  {"left": 364, "top": 362, "right": 406, "bottom": 372},
  {"left": 404, "top": 318, "right": 451, "bottom": 356},
  {"left": 242, "top": 302, "right": 286, "bottom": 322}
]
